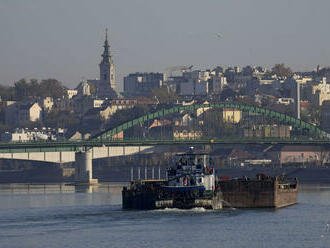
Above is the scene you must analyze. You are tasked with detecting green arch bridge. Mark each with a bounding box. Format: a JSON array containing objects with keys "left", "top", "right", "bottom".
[
  {"left": 94, "top": 103, "right": 329, "bottom": 140},
  {"left": 1, "top": 103, "right": 330, "bottom": 153}
]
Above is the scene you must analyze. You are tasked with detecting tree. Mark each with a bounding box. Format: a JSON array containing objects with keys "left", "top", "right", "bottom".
[
  {"left": 301, "top": 103, "right": 320, "bottom": 125},
  {"left": 271, "top": 64, "right": 293, "bottom": 78},
  {"left": 14, "top": 79, "right": 30, "bottom": 100},
  {"left": 202, "top": 109, "right": 238, "bottom": 138},
  {"left": 0, "top": 84, "right": 15, "bottom": 100},
  {"left": 39, "top": 79, "right": 67, "bottom": 98},
  {"left": 242, "top": 66, "right": 253, "bottom": 76},
  {"left": 151, "top": 86, "right": 178, "bottom": 105},
  {"left": 43, "top": 109, "right": 79, "bottom": 129},
  {"left": 220, "top": 87, "right": 237, "bottom": 101},
  {"left": 104, "top": 105, "right": 151, "bottom": 138},
  {"left": 10, "top": 78, "right": 67, "bottom": 100}
]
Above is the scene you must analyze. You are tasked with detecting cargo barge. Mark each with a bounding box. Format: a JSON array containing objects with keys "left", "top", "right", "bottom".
[
  {"left": 219, "top": 174, "right": 298, "bottom": 208},
  {"left": 122, "top": 152, "right": 298, "bottom": 210}
]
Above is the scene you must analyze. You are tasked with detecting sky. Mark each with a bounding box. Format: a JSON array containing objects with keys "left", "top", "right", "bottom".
[{"left": 1, "top": 0, "right": 330, "bottom": 91}]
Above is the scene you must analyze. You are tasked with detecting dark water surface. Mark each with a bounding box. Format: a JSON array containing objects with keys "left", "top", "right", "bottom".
[{"left": 0, "top": 183, "right": 329, "bottom": 248}]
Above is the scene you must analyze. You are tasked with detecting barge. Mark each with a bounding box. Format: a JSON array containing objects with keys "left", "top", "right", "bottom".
[
  {"left": 218, "top": 174, "right": 298, "bottom": 208},
  {"left": 122, "top": 151, "right": 298, "bottom": 210}
]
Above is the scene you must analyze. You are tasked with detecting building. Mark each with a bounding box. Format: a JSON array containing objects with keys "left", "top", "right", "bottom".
[
  {"left": 67, "top": 89, "right": 78, "bottom": 99},
  {"left": 173, "top": 126, "right": 203, "bottom": 140},
  {"left": 1, "top": 128, "right": 57, "bottom": 142},
  {"left": 321, "top": 101, "right": 330, "bottom": 132},
  {"left": 166, "top": 67, "right": 227, "bottom": 96},
  {"left": 87, "top": 29, "right": 117, "bottom": 99},
  {"left": 222, "top": 108, "right": 242, "bottom": 123},
  {"left": 76, "top": 81, "right": 91, "bottom": 96},
  {"left": 268, "top": 146, "right": 329, "bottom": 165},
  {"left": 0, "top": 100, "right": 16, "bottom": 124},
  {"left": 73, "top": 98, "right": 105, "bottom": 115},
  {"left": 312, "top": 78, "right": 330, "bottom": 106},
  {"left": 276, "top": 98, "right": 294, "bottom": 105},
  {"left": 18, "top": 102, "right": 42, "bottom": 123},
  {"left": 244, "top": 125, "right": 291, "bottom": 138},
  {"left": 209, "top": 76, "right": 227, "bottom": 94},
  {"left": 124, "top": 72, "right": 164, "bottom": 96},
  {"left": 38, "top": 97, "right": 54, "bottom": 112},
  {"left": 178, "top": 70, "right": 208, "bottom": 96},
  {"left": 5, "top": 102, "right": 42, "bottom": 125}
]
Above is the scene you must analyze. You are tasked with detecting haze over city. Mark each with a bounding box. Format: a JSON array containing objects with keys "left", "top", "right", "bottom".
[
  {"left": 2, "top": 1, "right": 330, "bottom": 247},
  {"left": 1, "top": 0, "right": 330, "bottom": 90}
]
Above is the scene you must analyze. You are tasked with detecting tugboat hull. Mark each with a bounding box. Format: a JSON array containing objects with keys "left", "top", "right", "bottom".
[{"left": 122, "top": 182, "right": 223, "bottom": 210}]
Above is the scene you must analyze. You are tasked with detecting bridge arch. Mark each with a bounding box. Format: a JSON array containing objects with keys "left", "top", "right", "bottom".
[{"left": 92, "top": 103, "right": 328, "bottom": 140}]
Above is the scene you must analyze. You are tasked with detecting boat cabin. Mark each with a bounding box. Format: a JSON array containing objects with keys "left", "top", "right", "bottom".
[{"left": 167, "top": 153, "right": 216, "bottom": 191}]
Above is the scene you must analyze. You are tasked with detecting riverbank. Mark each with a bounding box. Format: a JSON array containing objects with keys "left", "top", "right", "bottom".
[{"left": 1, "top": 166, "right": 330, "bottom": 184}]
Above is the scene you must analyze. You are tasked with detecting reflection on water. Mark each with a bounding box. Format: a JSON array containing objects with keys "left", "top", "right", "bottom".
[
  {"left": 0, "top": 183, "right": 329, "bottom": 248},
  {"left": 0, "top": 182, "right": 128, "bottom": 194}
]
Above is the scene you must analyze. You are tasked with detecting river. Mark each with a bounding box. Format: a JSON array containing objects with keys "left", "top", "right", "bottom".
[{"left": 0, "top": 183, "right": 329, "bottom": 248}]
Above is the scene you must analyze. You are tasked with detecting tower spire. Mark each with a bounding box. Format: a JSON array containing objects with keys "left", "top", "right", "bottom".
[
  {"left": 98, "top": 28, "right": 116, "bottom": 94},
  {"left": 102, "top": 28, "right": 112, "bottom": 63},
  {"left": 105, "top": 28, "right": 108, "bottom": 43}
]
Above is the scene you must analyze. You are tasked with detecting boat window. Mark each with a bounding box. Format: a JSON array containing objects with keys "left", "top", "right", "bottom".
[{"left": 188, "top": 157, "right": 194, "bottom": 165}]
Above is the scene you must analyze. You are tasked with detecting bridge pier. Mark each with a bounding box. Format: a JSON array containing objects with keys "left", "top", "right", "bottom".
[{"left": 74, "top": 150, "right": 98, "bottom": 185}]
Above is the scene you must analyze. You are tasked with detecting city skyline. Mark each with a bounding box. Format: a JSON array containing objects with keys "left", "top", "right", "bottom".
[{"left": 1, "top": 0, "right": 330, "bottom": 90}]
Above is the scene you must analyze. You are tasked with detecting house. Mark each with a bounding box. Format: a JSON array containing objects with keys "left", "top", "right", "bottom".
[
  {"left": 1, "top": 129, "right": 30, "bottom": 142},
  {"left": 5, "top": 102, "right": 42, "bottom": 125},
  {"left": 67, "top": 89, "right": 78, "bottom": 99},
  {"left": 306, "top": 77, "right": 330, "bottom": 106},
  {"left": 148, "top": 119, "right": 172, "bottom": 129},
  {"left": 39, "top": 97, "right": 54, "bottom": 112},
  {"left": 276, "top": 98, "right": 294, "bottom": 105},
  {"left": 222, "top": 108, "right": 242, "bottom": 123},
  {"left": 173, "top": 126, "right": 203, "bottom": 140},
  {"left": 227, "top": 148, "right": 255, "bottom": 166},
  {"left": 18, "top": 102, "right": 42, "bottom": 123},
  {"left": 244, "top": 125, "right": 291, "bottom": 138},
  {"left": 73, "top": 97, "right": 105, "bottom": 115},
  {"left": 268, "top": 145, "right": 329, "bottom": 165},
  {"left": 66, "top": 131, "right": 83, "bottom": 140}
]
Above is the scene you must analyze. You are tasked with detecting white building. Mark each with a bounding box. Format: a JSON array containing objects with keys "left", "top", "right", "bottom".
[
  {"left": 38, "top": 97, "right": 54, "bottom": 112},
  {"left": 67, "top": 89, "right": 78, "bottom": 99},
  {"left": 18, "top": 102, "right": 42, "bottom": 123},
  {"left": 76, "top": 81, "right": 91, "bottom": 97},
  {"left": 1, "top": 128, "right": 57, "bottom": 142},
  {"left": 5, "top": 102, "right": 42, "bottom": 125}
]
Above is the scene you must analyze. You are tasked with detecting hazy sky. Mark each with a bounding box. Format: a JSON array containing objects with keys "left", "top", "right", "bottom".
[{"left": 1, "top": 0, "right": 330, "bottom": 90}]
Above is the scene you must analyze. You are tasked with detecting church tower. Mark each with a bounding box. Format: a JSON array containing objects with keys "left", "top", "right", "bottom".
[{"left": 98, "top": 29, "right": 116, "bottom": 97}]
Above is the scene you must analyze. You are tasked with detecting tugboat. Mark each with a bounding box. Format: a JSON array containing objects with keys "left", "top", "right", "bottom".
[
  {"left": 122, "top": 151, "right": 223, "bottom": 210},
  {"left": 122, "top": 150, "right": 299, "bottom": 210}
]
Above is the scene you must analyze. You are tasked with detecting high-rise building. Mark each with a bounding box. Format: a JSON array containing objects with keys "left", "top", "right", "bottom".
[{"left": 124, "top": 72, "right": 164, "bottom": 96}]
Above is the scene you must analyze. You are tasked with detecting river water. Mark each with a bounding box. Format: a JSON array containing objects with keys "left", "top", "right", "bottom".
[{"left": 0, "top": 183, "right": 329, "bottom": 248}]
